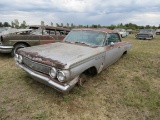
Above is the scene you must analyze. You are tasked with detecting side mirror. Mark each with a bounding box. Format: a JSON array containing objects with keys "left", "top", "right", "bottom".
[{"left": 110, "top": 42, "right": 114, "bottom": 47}]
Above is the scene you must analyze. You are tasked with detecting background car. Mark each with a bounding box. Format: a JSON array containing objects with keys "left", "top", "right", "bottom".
[
  {"left": 126, "top": 29, "right": 133, "bottom": 34},
  {"left": 113, "top": 28, "right": 128, "bottom": 38},
  {"left": 155, "top": 29, "right": 160, "bottom": 35},
  {"left": 135, "top": 29, "right": 155, "bottom": 40},
  {"left": 0, "top": 25, "right": 70, "bottom": 56}
]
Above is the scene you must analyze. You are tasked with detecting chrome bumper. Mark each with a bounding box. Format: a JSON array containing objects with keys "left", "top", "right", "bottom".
[
  {"left": 16, "top": 62, "right": 79, "bottom": 93},
  {"left": 135, "top": 37, "right": 152, "bottom": 40},
  {"left": 0, "top": 45, "right": 13, "bottom": 53}
]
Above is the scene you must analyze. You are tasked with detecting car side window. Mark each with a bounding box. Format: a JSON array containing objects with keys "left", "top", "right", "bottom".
[{"left": 105, "top": 33, "right": 121, "bottom": 45}]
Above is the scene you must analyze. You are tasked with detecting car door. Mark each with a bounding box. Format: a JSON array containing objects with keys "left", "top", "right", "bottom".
[{"left": 103, "top": 33, "right": 124, "bottom": 68}]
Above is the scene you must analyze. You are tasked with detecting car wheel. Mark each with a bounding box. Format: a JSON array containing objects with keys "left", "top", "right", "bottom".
[
  {"left": 77, "top": 74, "right": 87, "bottom": 87},
  {"left": 11, "top": 43, "right": 27, "bottom": 57}
]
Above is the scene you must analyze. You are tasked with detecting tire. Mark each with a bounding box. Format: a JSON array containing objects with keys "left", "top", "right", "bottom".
[
  {"left": 77, "top": 74, "right": 87, "bottom": 87},
  {"left": 11, "top": 43, "right": 27, "bottom": 57}
]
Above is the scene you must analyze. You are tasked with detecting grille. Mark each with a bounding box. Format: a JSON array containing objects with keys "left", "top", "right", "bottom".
[
  {"left": 137, "top": 34, "right": 149, "bottom": 37},
  {"left": 23, "top": 57, "right": 51, "bottom": 75}
]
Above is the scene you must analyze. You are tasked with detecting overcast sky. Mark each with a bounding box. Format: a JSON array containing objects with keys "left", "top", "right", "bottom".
[{"left": 0, "top": 0, "right": 160, "bottom": 26}]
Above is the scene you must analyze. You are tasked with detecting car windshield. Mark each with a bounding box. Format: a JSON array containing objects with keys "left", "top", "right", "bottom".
[
  {"left": 64, "top": 30, "right": 106, "bottom": 46},
  {"left": 140, "top": 29, "right": 152, "bottom": 33},
  {"left": 0, "top": 28, "right": 7, "bottom": 33}
]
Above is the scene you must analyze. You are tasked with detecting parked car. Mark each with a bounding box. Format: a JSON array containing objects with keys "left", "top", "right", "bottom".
[
  {"left": 0, "top": 25, "right": 70, "bottom": 56},
  {"left": 126, "top": 29, "right": 133, "bottom": 34},
  {"left": 155, "top": 29, "right": 160, "bottom": 35},
  {"left": 15, "top": 28, "right": 132, "bottom": 93},
  {"left": 135, "top": 29, "right": 155, "bottom": 40},
  {"left": 113, "top": 28, "right": 128, "bottom": 38}
]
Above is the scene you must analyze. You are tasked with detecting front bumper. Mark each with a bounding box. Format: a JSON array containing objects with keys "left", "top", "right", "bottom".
[
  {"left": 16, "top": 62, "right": 79, "bottom": 93},
  {"left": 0, "top": 45, "right": 13, "bottom": 53},
  {"left": 156, "top": 32, "right": 160, "bottom": 35},
  {"left": 135, "top": 35, "right": 153, "bottom": 40},
  {"left": 135, "top": 37, "right": 152, "bottom": 40}
]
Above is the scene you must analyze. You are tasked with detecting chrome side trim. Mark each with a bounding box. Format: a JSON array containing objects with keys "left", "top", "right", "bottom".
[{"left": 16, "top": 62, "right": 79, "bottom": 93}]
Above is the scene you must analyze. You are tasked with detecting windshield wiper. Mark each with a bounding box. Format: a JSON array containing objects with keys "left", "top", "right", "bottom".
[
  {"left": 75, "top": 41, "right": 87, "bottom": 45},
  {"left": 75, "top": 41, "right": 96, "bottom": 47},
  {"left": 64, "top": 40, "right": 75, "bottom": 44}
]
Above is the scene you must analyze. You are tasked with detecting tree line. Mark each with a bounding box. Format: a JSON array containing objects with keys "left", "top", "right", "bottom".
[{"left": 0, "top": 19, "right": 160, "bottom": 30}]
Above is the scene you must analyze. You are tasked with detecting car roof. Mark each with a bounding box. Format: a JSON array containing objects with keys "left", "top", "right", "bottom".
[
  {"left": 29, "top": 25, "right": 71, "bottom": 31},
  {"left": 72, "top": 28, "right": 116, "bottom": 33}
]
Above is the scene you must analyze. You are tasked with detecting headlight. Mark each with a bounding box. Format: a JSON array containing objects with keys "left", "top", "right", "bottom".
[
  {"left": 57, "top": 71, "right": 66, "bottom": 82},
  {"left": 18, "top": 55, "right": 23, "bottom": 63},
  {"left": 50, "top": 67, "right": 57, "bottom": 78},
  {"left": 14, "top": 54, "right": 23, "bottom": 63},
  {"left": 14, "top": 54, "right": 19, "bottom": 61}
]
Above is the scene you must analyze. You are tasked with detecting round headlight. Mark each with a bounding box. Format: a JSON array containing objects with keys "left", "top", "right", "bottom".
[
  {"left": 57, "top": 71, "right": 66, "bottom": 82},
  {"left": 18, "top": 55, "right": 23, "bottom": 63},
  {"left": 14, "top": 54, "right": 19, "bottom": 61},
  {"left": 50, "top": 67, "right": 57, "bottom": 78}
]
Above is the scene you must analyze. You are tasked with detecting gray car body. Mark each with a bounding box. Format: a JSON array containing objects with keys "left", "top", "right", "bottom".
[
  {"left": 135, "top": 29, "right": 155, "bottom": 40},
  {"left": 16, "top": 28, "right": 132, "bottom": 93}
]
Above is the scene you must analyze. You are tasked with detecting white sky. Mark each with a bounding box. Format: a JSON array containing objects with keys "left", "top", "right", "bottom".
[{"left": 0, "top": 0, "right": 160, "bottom": 26}]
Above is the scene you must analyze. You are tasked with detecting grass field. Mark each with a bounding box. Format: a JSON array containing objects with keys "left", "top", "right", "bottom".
[{"left": 0, "top": 34, "right": 160, "bottom": 120}]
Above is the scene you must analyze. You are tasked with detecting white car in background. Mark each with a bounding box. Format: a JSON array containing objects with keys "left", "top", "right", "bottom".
[
  {"left": 155, "top": 29, "right": 160, "bottom": 35},
  {"left": 113, "top": 28, "right": 128, "bottom": 38}
]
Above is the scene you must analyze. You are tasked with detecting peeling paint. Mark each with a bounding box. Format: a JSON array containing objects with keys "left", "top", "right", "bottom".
[{"left": 18, "top": 50, "right": 66, "bottom": 69}]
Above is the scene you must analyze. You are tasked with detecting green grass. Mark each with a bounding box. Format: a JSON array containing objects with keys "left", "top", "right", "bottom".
[{"left": 0, "top": 34, "right": 160, "bottom": 120}]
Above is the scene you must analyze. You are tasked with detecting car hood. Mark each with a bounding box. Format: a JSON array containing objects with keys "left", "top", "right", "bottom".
[{"left": 18, "top": 42, "right": 104, "bottom": 69}]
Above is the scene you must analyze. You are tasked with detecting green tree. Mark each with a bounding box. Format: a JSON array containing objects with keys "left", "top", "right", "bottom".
[
  {"left": 3, "top": 22, "right": 10, "bottom": 27},
  {"left": 145, "top": 25, "right": 151, "bottom": 29},
  {"left": 0, "top": 22, "right": 3, "bottom": 27},
  {"left": 66, "top": 23, "right": 69, "bottom": 27},
  {"left": 13, "top": 19, "right": 19, "bottom": 28},
  {"left": 56, "top": 23, "right": 60, "bottom": 27},
  {"left": 20, "top": 20, "right": 27, "bottom": 28},
  {"left": 41, "top": 21, "right": 45, "bottom": 26},
  {"left": 152, "top": 26, "right": 156, "bottom": 29},
  {"left": 11, "top": 21, "right": 14, "bottom": 28},
  {"left": 97, "top": 24, "right": 101, "bottom": 28},
  {"left": 51, "top": 22, "right": 53, "bottom": 26},
  {"left": 78, "top": 24, "right": 83, "bottom": 28},
  {"left": 71, "top": 23, "right": 74, "bottom": 28},
  {"left": 91, "top": 24, "right": 98, "bottom": 28},
  {"left": 107, "top": 24, "right": 116, "bottom": 29}
]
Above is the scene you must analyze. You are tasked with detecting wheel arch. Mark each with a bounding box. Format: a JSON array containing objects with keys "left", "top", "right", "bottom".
[
  {"left": 13, "top": 42, "right": 31, "bottom": 47},
  {"left": 81, "top": 66, "right": 98, "bottom": 76}
]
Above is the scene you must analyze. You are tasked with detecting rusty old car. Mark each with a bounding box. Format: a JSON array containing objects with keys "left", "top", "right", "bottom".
[
  {"left": 155, "top": 29, "right": 160, "bottom": 35},
  {"left": 0, "top": 25, "right": 70, "bottom": 56},
  {"left": 135, "top": 29, "right": 155, "bottom": 40},
  {"left": 15, "top": 28, "right": 132, "bottom": 93}
]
